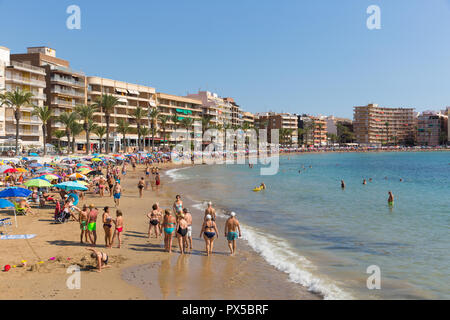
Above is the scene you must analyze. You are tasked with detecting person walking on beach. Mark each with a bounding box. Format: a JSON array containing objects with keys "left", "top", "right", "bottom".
[
  {"left": 225, "top": 212, "right": 241, "bottom": 256},
  {"left": 147, "top": 204, "right": 161, "bottom": 239},
  {"left": 388, "top": 191, "right": 394, "bottom": 206},
  {"left": 155, "top": 172, "right": 161, "bottom": 190},
  {"left": 113, "top": 181, "right": 122, "bottom": 207},
  {"left": 176, "top": 212, "right": 189, "bottom": 255},
  {"left": 183, "top": 208, "right": 193, "bottom": 252},
  {"left": 138, "top": 177, "right": 145, "bottom": 198},
  {"left": 163, "top": 209, "right": 176, "bottom": 253},
  {"left": 87, "top": 204, "right": 99, "bottom": 246},
  {"left": 199, "top": 214, "right": 219, "bottom": 256},
  {"left": 111, "top": 210, "right": 124, "bottom": 248},
  {"left": 173, "top": 195, "right": 183, "bottom": 217},
  {"left": 102, "top": 206, "right": 113, "bottom": 248},
  {"left": 73, "top": 204, "right": 89, "bottom": 244},
  {"left": 204, "top": 201, "right": 216, "bottom": 221}
]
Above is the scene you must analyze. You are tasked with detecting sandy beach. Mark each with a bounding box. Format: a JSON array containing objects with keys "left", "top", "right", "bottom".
[{"left": 0, "top": 162, "right": 319, "bottom": 300}]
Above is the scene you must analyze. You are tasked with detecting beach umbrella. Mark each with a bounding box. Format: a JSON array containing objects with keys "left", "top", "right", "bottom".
[
  {"left": 0, "top": 199, "right": 14, "bottom": 208},
  {"left": 22, "top": 157, "right": 29, "bottom": 161},
  {"left": 0, "top": 165, "right": 13, "bottom": 173},
  {"left": 29, "top": 163, "right": 43, "bottom": 168},
  {"left": 0, "top": 187, "right": 32, "bottom": 198},
  {"left": 3, "top": 168, "right": 18, "bottom": 174},
  {"left": 16, "top": 168, "right": 28, "bottom": 173},
  {"left": 76, "top": 180, "right": 89, "bottom": 186},
  {"left": 29, "top": 153, "right": 39, "bottom": 157},
  {"left": 54, "top": 181, "right": 88, "bottom": 191},
  {"left": 92, "top": 158, "right": 102, "bottom": 162},
  {"left": 69, "top": 173, "right": 87, "bottom": 180},
  {"left": 40, "top": 174, "right": 60, "bottom": 181},
  {"left": 24, "top": 179, "right": 53, "bottom": 188}
]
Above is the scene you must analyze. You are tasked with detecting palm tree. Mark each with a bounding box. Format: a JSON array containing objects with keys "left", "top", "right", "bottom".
[
  {"left": 69, "top": 121, "right": 83, "bottom": 154},
  {"left": 202, "top": 115, "right": 214, "bottom": 136},
  {"left": 54, "top": 130, "right": 66, "bottom": 154},
  {"left": 385, "top": 122, "right": 389, "bottom": 146},
  {"left": 0, "top": 89, "right": 34, "bottom": 155},
  {"left": 31, "top": 105, "right": 52, "bottom": 156},
  {"left": 58, "top": 112, "right": 79, "bottom": 154},
  {"left": 180, "top": 117, "right": 194, "bottom": 141},
  {"left": 75, "top": 104, "right": 98, "bottom": 154},
  {"left": 131, "top": 106, "right": 147, "bottom": 151},
  {"left": 158, "top": 115, "right": 169, "bottom": 149},
  {"left": 138, "top": 126, "right": 150, "bottom": 150},
  {"left": 170, "top": 114, "right": 180, "bottom": 143},
  {"left": 117, "top": 119, "right": 131, "bottom": 152},
  {"left": 148, "top": 108, "right": 160, "bottom": 150},
  {"left": 95, "top": 94, "right": 119, "bottom": 154},
  {"left": 93, "top": 126, "right": 107, "bottom": 153}
]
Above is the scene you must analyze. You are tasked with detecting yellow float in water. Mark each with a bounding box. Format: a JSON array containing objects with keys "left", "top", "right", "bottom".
[{"left": 253, "top": 187, "right": 263, "bottom": 192}]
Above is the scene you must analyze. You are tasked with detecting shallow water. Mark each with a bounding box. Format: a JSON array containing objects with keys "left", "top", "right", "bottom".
[{"left": 166, "top": 152, "right": 450, "bottom": 299}]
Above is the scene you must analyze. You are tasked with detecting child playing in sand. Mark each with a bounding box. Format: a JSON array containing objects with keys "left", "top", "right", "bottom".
[
  {"left": 111, "top": 210, "right": 124, "bottom": 249},
  {"left": 85, "top": 248, "right": 110, "bottom": 273}
]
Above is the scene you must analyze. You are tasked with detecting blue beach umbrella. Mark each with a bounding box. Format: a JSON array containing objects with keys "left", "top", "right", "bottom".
[
  {"left": 29, "top": 163, "right": 43, "bottom": 168},
  {"left": 0, "top": 199, "right": 14, "bottom": 208},
  {"left": 67, "top": 193, "right": 79, "bottom": 206},
  {"left": 29, "top": 153, "right": 39, "bottom": 157},
  {"left": 0, "top": 187, "right": 32, "bottom": 198},
  {"left": 54, "top": 181, "right": 88, "bottom": 191}
]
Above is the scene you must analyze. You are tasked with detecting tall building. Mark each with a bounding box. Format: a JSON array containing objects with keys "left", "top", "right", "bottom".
[
  {"left": 0, "top": 46, "right": 46, "bottom": 148},
  {"left": 223, "top": 97, "right": 243, "bottom": 128},
  {"left": 10, "top": 47, "right": 87, "bottom": 147},
  {"left": 353, "top": 104, "right": 416, "bottom": 146},
  {"left": 186, "top": 91, "right": 233, "bottom": 127},
  {"left": 155, "top": 92, "right": 203, "bottom": 145},
  {"left": 417, "top": 111, "right": 448, "bottom": 146},
  {"left": 87, "top": 76, "right": 156, "bottom": 152},
  {"left": 298, "top": 115, "right": 327, "bottom": 146},
  {"left": 242, "top": 112, "right": 256, "bottom": 127},
  {"left": 256, "top": 112, "right": 298, "bottom": 144}
]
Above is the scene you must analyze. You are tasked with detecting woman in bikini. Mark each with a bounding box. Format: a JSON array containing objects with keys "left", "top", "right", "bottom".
[
  {"left": 176, "top": 213, "right": 189, "bottom": 255},
  {"left": 111, "top": 210, "right": 124, "bottom": 249},
  {"left": 199, "top": 214, "right": 219, "bottom": 256},
  {"left": 138, "top": 177, "right": 145, "bottom": 198},
  {"left": 163, "top": 209, "right": 176, "bottom": 253},
  {"left": 147, "top": 204, "right": 160, "bottom": 239},
  {"left": 102, "top": 206, "right": 113, "bottom": 248},
  {"left": 85, "top": 248, "right": 110, "bottom": 273}
]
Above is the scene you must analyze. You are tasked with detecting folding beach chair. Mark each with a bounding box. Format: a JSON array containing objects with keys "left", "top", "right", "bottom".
[
  {"left": 13, "top": 202, "right": 27, "bottom": 216},
  {"left": 0, "top": 218, "right": 12, "bottom": 235}
]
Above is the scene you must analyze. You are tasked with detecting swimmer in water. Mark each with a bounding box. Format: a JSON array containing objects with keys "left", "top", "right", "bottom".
[
  {"left": 369, "top": 178, "right": 372, "bottom": 182},
  {"left": 363, "top": 179, "right": 367, "bottom": 185},
  {"left": 341, "top": 180, "right": 345, "bottom": 189},
  {"left": 388, "top": 191, "right": 394, "bottom": 206},
  {"left": 260, "top": 182, "right": 266, "bottom": 190}
]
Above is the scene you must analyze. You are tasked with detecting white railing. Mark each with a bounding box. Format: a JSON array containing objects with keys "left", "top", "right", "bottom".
[{"left": 10, "top": 61, "right": 46, "bottom": 74}]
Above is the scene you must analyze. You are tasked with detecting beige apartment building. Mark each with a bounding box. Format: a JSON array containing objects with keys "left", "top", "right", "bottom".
[
  {"left": 87, "top": 76, "right": 156, "bottom": 152},
  {"left": 0, "top": 46, "right": 46, "bottom": 148},
  {"left": 242, "top": 111, "right": 256, "bottom": 127},
  {"left": 10, "top": 47, "right": 87, "bottom": 147},
  {"left": 353, "top": 104, "right": 416, "bottom": 145},
  {"left": 298, "top": 115, "right": 328, "bottom": 146},
  {"left": 417, "top": 111, "right": 448, "bottom": 146},
  {"left": 186, "top": 91, "right": 233, "bottom": 127}
]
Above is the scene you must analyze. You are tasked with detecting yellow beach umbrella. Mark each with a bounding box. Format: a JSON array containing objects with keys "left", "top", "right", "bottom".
[
  {"left": 92, "top": 158, "right": 102, "bottom": 162},
  {"left": 16, "top": 168, "right": 28, "bottom": 173}
]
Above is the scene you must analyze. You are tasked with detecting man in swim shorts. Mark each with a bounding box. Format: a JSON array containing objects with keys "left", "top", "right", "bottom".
[
  {"left": 87, "top": 204, "right": 99, "bottom": 246},
  {"left": 113, "top": 182, "right": 122, "bottom": 207},
  {"left": 183, "top": 208, "right": 193, "bottom": 251},
  {"left": 224, "top": 212, "right": 241, "bottom": 256}
]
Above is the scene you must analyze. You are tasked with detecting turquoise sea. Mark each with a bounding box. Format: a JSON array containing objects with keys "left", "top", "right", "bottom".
[{"left": 167, "top": 152, "right": 450, "bottom": 299}]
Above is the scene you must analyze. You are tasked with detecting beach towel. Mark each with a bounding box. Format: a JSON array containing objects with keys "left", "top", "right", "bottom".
[{"left": 0, "top": 234, "right": 36, "bottom": 240}]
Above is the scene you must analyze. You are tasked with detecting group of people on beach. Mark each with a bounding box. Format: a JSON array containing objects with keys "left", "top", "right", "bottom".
[{"left": 146, "top": 196, "right": 242, "bottom": 256}]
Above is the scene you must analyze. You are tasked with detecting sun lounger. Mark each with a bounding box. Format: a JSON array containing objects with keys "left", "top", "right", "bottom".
[{"left": 0, "top": 218, "right": 12, "bottom": 235}]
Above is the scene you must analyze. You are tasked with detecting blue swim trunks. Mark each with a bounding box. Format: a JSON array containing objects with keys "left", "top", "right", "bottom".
[
  {"left": 114, "top": 193, "right": 121, "bottom": 199},
  {"left": 227, "top": 231, "right": 238, "bottom": 241}
]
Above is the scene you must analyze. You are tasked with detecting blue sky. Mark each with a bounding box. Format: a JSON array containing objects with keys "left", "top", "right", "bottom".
[{"left": 1, "top": 0, "right": 450, "bottom": 118}]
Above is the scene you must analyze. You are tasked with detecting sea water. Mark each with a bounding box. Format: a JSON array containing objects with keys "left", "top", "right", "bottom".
[{"left": 166, "top": 152, "right": 450, "bottom": 299}]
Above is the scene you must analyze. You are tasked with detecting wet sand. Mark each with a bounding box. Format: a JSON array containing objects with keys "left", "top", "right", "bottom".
[{"left": 0, "top": 162, "right": 319, "bottom": 300}]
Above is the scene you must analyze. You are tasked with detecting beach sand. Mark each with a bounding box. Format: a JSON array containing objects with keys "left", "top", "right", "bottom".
[{"left": 0, "top": 162, "right": 319, "bottom": 300}]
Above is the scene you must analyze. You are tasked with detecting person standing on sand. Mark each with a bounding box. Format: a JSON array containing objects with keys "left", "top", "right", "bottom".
[
  {"left": 204, "top": 201, "right": 216, "bottom": 221},
  {"left": 111, "top": 210, "right": 124, "bottom": 248},
  {"left": 163, "top": 209, "right": 176, "bottom": 253},
  {"left": 173, "top": 195, "right": 183, "bottom": 217},
  {"left": 388, "top": 191, "right": 394, "bottom": 206},
  {"left": 225, "top": 212, "right": 241, "bottom": 256},
  {"left": 113, "top": 181, "right": 122, "bottom": 207},
  {"left": 138, "top": 177, "right": 145, "bottom": 198},
  {"left": 199, "top": 214, "right": 219, "bottom": 256},
  {"left": 156, "top": 202, "right": 164, "bottom": 235},
  {"left": 102, "top": 206, "right": 113, "bottom": 248},
  {"left": 73, "top": 204, "right": 89, "bottom": 244},
  {"left": 176, "top": 212, "right": 189, "bottom": 255},
  {"left": 147, "top": 204, "right": 160, "bottom": 239},
  {"left": 87, "top": 204, "right": 99, "bottom": 246},
  {"left": 183, "top": 208, "right": 193, "bottom": 252},
  {"left": 107, "top": 175, "right": 115, "bottom": 197}
]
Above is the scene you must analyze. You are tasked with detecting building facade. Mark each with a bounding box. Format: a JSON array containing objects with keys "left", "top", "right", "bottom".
[
  {"left": 353, "top": 104, "right": 416, "bottom": 145},
  {"left": 417, "top": 111, "right": 448, "bottom": 146},
  {"left": 186, "top": 91, "right": 233, "bottom": 128},
  {"left": 256, "top": 112, "right": 298, "bottom": 145}
]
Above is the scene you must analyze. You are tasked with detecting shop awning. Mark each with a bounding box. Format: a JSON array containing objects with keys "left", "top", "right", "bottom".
[
  {"left": 127, "top": 89, "right": 139, "bottom": 95},
  {"left": 115, "top": 88, "right": 127, "bottom": 94}
]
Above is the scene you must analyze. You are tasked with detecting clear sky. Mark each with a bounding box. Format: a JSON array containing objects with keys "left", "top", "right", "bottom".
[{"left": 1, "top": 0, "right": 450, "bottom": 118}]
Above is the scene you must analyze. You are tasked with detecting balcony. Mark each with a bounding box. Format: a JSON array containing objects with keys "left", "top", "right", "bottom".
[
  {"left": 9, "top": 61, "right": 46, "bottom": 75},
  {"left": 51, "top": 75, "right": 85, "bottom": 87},
  {"left": 53, "top": 87, "right": 85, "bottom": 98},
  {"left": 5, "top": 75, "right": 46, "bottom": 88}
]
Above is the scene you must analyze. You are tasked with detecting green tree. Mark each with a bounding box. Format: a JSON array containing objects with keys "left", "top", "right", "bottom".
[
  {"left": 202, "top": 115, "right": 214, "bottom": 136},
  {"left": 53, "top": 130, "right": 66, "bottom": 154},
  {"left": 69, "top": 121, "right": 83, "bottom": 154},
  {"left": 31, "top": 105, "right": 52, "bottom": 156},
  {"left": 132, "top": 106, "right": 147, "bottom": 151},
  {"left": 58, "top": 112, "right": 79, "bottom": 154},
  {"left": 0, "top": 89, "right": 34, "bottom": 155},
  {"left": 95, "top": 94, "right": 119, "bottom": 154},
  {"left": 138, "top": 126, "right": 150, "bottom": 150},
  {"left": 75, "top": 104, "right": 98, "bottom": 154},
  {"left": 180, "top": 117, "right": 194, "bottom": 141},
  {"left": 93, "top": 126, "right": 106, "bottom": 153},
  {"left": 170, "top": 114, "right": 180, "bottom": 143},
  {"left": 117, "top": 119, "right": 131, "bottom": 152},
  {"left": 148, "top": 107, "right": 160, "bottom": 150},
  {"left": 158, "top": 115, "right": 169, "bottom": 149}
]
